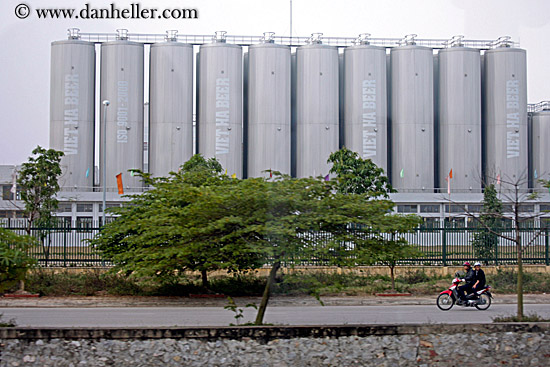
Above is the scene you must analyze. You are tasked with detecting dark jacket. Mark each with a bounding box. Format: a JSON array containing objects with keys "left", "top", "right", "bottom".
[
  {"left": 474, "top": 269, "right": 486, "bottom": 288},
  {"left": 464, "top": 268, "right": 475, "bottom": 285}
]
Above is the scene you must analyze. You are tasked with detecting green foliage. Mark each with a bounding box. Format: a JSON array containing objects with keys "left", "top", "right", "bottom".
[
  {"left": 471, "top": 184, "right": 502, "bottom": 263},
  {"left": 492, "top": 313, "right": 550, "bottom": 323},
  {"left": 328, "top": 148, "right": 394, "bottom": 197},
  {"left": 0, "top": 228, "right": 36, "bottom": 293},
  {"left": 224, "top": 296, "right": 257, "bottom": 325},
  {"left": 17, "top": 146, "right": 64, "bottom": 230}
]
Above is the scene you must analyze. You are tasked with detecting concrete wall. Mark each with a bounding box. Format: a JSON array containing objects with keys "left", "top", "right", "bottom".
[{"left": 1, "top": 324, "right": 548, "bottom": 366}]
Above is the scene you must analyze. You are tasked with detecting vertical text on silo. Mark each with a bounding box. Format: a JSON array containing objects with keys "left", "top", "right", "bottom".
[{"left": 216, "top": 77, "right": 230, "bottom": 155}]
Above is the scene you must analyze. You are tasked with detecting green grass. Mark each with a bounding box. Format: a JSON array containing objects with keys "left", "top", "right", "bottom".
[
  {"left": 493, "top": 313, "right": 550, "bottom": 322},
  {"left": 20, "top": 268, "right": 550, "bottom": 298}
]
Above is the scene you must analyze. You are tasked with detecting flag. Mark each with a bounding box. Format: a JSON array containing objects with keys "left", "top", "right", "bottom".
[
  {"left": 534, "top": 170, "right": 538, "bottom": 179},
  {"left": 496, "top": 174, "right": 501, "bottom": 185},
  {"left": 400, "top": 169, "right": 404, "bottom": 178},
  {"left": 225, "top": 169, "right": 228, "bottom": 176},
  {"left": 85, "top": 168, "right": 90, "bottom": 178},
  {"left": 449, "top": 169, "right": 453, "bottom": 179},
  {"left": 231, "top": 173, "right": 237, "bottom": 179},
  {"left": 324, "top": 174, "right": 330, "bottom": 181},
  {"left": 446, "top": 169, "right": 452, "bottom": 195},
  {"left": 269, "top": 170, "right": 273, "bottom": 178},
  {"left": 116, "top": 173, "right": 124, "bottom": 195}
]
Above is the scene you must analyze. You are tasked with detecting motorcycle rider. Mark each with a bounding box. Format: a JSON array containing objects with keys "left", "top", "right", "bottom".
[
  {"left": 472, "top": 262, "right": 486, "bottom": 293},
  {"left": 457, "top": 262, "right": 475, "bottom": 304}
]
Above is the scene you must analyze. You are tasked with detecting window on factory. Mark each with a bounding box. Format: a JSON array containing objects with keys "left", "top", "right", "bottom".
[
  {"left": 397, "top": 205, "right": 417, "bottom": 213},
  {"left": 421, "top": 217, "right": 440, "bottom": 229},
  {"left": 2, "top": 185, "right": 13, "bottom": 201},
  {"left": 76, "top": 203, "right": 93, "bottom": 213},
  {"left": 76, "top": 216, "right": 94, "bottom": 230},
  {"left": 467, "top": 204, "right": 483, "bottom": 213},
  {"left": 420, "top": 204, "right": 440, "bottom": 213},
  {"left": 502, "top": 204, "right": 513, "bottom": 213},
  {"left": 444, "top": 204, "right": 465, "bottom": 213},
  {"left": 444, "top": 217, "right": 466, "bottom": 228},
  {"left": 98, "top": 203, "right": 121, "bottom": 212},
  {"left": 540, "top": 204, "right": 550, "bottom": 212},
  {"left": 541, "top": 218, "right": 550, "bottom": 229},
  {"left": 57, "top": 203, "right": 73, "bottom": 213}
]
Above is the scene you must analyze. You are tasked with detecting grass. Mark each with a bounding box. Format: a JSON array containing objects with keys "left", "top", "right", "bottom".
[
  {"left": 493, "top": 313, "right": 550, "bottom": 322},
  {"left": 18, "top": 268, "right": 550, "bottom": 298}
]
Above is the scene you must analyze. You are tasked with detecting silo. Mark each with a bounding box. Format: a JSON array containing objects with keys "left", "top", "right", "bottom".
[
  {"left": 247, "top": 33, "right": 291, "bottom": 178},
  {"left": 390, "top": 35, "right": 434, "bottom": 191},
  {"left": 531, "top": 108, "right": 550, "bottom": 189},
  {"left": 343, "top": 34, "right": 388, "bottom": 172},
  {"left": 197, "top": 31, "right": 243, "bottom": 178},
  {"left": 483, "top": 39, "right": 527, "bottom": 187},
  {"left": 100, "top": 29, "right": 144, "bottom": 191},
  {"left": 50, "top": 29, "right": 95, "bottom": 191},
  {"left": 149, "top": 31, "right": 193, "bottom": 177},
  {"left": 438, "top": 41, "right": 482, "bottom": 191},
  {"left": 296, "top": 34, "right": 339, "bottom": 178}
]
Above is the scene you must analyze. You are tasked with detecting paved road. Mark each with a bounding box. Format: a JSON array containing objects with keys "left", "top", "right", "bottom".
[{"left": 2, "top": 304, "right": 549, "bottom": 327}]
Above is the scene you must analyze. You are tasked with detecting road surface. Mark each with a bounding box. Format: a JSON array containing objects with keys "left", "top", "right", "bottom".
[{"left": 2, "top": 304, "right": 549, "bottom": 327}]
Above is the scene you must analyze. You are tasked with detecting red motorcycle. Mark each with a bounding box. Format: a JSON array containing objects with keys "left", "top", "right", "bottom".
[{"left": 436, "top": 272, "right": 492, "bottom": 311}]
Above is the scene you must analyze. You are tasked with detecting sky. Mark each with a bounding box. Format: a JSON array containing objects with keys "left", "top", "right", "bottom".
[{"left": 1, "top": 0, "right": 549, "bottom": 165}]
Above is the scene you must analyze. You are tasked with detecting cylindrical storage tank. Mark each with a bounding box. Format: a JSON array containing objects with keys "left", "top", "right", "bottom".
[
  {"left": 100, "top": 35, "right": 144, "bottom": 191},
  {"left": 296, "top": 36, "right": 339, "bottom": 178},
  {"left": 438, "top": 46, "right": 482, "bottom": 191},
  {"left": 343, "top": 40, "right": 387, "bottom": 172},
  {"left": 483, "top": 45, "right": 527, "bottom": 187},
  {"left": 50, "top": 31, "right": 95, "bottom": 191},
  {"left": 197, "top": 33, "right": 243, "bottom": 178},
  {"left": 531, "top": 109, "right": 550, "bottom": 189},
  {"left": 390, "top": 43, "right": 434, "bottom": 191},
  {"left": 247, "top": 36, "right": 291, "bottom": 178},
  {"left": 149, "top": 39, "right": 194, "bottom": 177}
]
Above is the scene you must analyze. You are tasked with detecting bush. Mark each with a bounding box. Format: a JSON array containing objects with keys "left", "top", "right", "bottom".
[{"left": 0, "top": 228, "right": 36, "bottom": 293}]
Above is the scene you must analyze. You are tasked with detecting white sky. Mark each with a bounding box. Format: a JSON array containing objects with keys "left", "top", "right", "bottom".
[{"left": 1, "top": 0, "right": 549, "bottom": 165}]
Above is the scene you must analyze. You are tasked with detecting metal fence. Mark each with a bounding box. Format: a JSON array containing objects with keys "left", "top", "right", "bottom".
[{"left": 2, "top": 221, "right": 549, "bottom": 267}]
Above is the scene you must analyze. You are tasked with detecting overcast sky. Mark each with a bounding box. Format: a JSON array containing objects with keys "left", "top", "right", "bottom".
[{"left": 1, "top": 0, "right": 549, "bottom": 165}]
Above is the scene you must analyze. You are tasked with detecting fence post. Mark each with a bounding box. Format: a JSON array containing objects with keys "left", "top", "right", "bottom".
[
  {"left": 63, "top": 226, "right": 67, "bottom": 267},
  {"left": 442, "top": 226, "right": 447, "bottom": 266},
  {"left": 494, "top": 228, "right": 499, "bottom": 266},
  {"left": 545, "top": 227, "right": 549, "bottom": 266}
]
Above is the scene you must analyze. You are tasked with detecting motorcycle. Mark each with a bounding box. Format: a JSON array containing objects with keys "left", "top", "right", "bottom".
[{"left": 436, "top": 272, "right": 492, "bottom": 311}]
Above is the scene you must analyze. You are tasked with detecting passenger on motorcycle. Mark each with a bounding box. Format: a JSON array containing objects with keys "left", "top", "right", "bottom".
[
  {"left": 471, "top": 262, "right": 486, "bottom": 293},
  {"left": 457, "top": 262, "right": 475, "bottom": 304}
]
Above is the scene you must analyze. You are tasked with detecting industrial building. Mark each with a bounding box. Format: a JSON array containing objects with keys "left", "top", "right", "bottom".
[{"left": 2, "top": 29, "right": 550, "bottom": 227}]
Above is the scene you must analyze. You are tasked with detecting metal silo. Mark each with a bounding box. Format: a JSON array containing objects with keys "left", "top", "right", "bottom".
[
  {"left": 343, "top": 34, "right": 388, "bottom": 172},
  {"left": 100, "top": 29, "right": 144, "bottom": 191},
  {"left": 247, "top": 33, "right": 291, "bottom": 178},
  {"left": 50, "top": 28, "right": 95, "bottom": 191},
  {"left": 531, "top": 106, "right": 550, "bottom": 189},
  {"left": 438, "top": 37, "right": 482, "bottom": 191},
  {"left": 296, "top": 33, "right": 339, "bottom": 178},
  {"left": 197, "top": 31, "right": 243, "bottom": 178},
  {"left": 483, "top": 37, "right": 528, "bottom": 188},
  {"left": 149, "top": 31, "right": 193, "bottom": 177},
  {"left": 390, "top": 35, "right": 434, "bottom": 191}
]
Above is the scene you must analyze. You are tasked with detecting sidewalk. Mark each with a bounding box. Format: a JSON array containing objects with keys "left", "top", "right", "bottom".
[{"left": 1, "top": 293, "right": 548, "bottom": 308}]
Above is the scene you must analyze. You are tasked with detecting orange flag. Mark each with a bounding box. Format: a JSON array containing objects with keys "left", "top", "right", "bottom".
[
  {"left": 449, "top": 169, "right": 453, "bottom": 179},
  {"left": 116, "top": 173, "right": 124, "bottom": 195}
]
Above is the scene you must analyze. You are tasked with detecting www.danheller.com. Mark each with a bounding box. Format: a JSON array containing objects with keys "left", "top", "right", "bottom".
[{"left": 14, "top": 3, "right": 199, "bottom": 20}]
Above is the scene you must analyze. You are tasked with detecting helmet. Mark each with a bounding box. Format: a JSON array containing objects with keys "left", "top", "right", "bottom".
[
  {"left": 474, "top": 262, "right": 481, "bottom": 267},
  {"left": 463, "top": 262, "right": 471, "bottom": 267}
]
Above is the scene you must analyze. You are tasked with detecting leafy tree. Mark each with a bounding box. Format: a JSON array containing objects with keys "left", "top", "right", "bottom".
[
  {"left": 0, "top": 228, "right": 36, "bottom": 293},
  {"left": 328, "top": 147, "right": 394, "bottom": 197},
  {"left": 91, "top": 155, "right": 257, "bottom": 288},
  {"left": 368, "top": 242, "right": 423, "bottom": 292},
  {"left": 17, "top": 146, "right": 64, "bottom": 233},
  {"left": 471, "top": 184, "right": 502, "bottom": 264}
]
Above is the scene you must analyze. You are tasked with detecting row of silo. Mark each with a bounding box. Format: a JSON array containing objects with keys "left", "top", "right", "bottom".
[{"left": 50, "top": 31, "right": 534, "bottom": 192}]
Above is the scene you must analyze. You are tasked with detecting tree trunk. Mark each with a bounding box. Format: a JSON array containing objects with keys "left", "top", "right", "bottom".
[
  {"left": 390, "top": 265, "right": 395, "bottom": 292},
  {"left": 516, "top": 231, "right": 524, "bottom": 320},
  {"left": 255, "top": 261, "right": 281, "bottom": 325},
  {"left": 201, "top": 269, "right": 209, "bottom": 289}
]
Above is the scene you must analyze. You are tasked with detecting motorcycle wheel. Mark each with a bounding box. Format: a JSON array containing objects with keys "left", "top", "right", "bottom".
[
  {"left": 474, "top": 293, "right": 491, "bottom": 310},
  {"left": 436, "top": 293, "right": 455, "bottom": 311}
]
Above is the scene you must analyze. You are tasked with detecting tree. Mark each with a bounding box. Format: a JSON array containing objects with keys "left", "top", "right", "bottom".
[
  {"left": 0, "top": 228, "right": 36, "bottom": 293},
  {"left": 91, "top": 155, "right": 259, "bottom": 288},
  {"left": 449, "top": 175, "right": 544, "bottom": 320},
  {"left": 371, "top": 242, "right": 423, "bottom": 292},
  {"left": 17, "top": 146, "right": 64, "bottom": 234},
  {"left": 471, "top": 184, "right": 503, "bottom": 264},
  {"left": 328, "top": 147, "right": 394, "bottom": 197}
]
